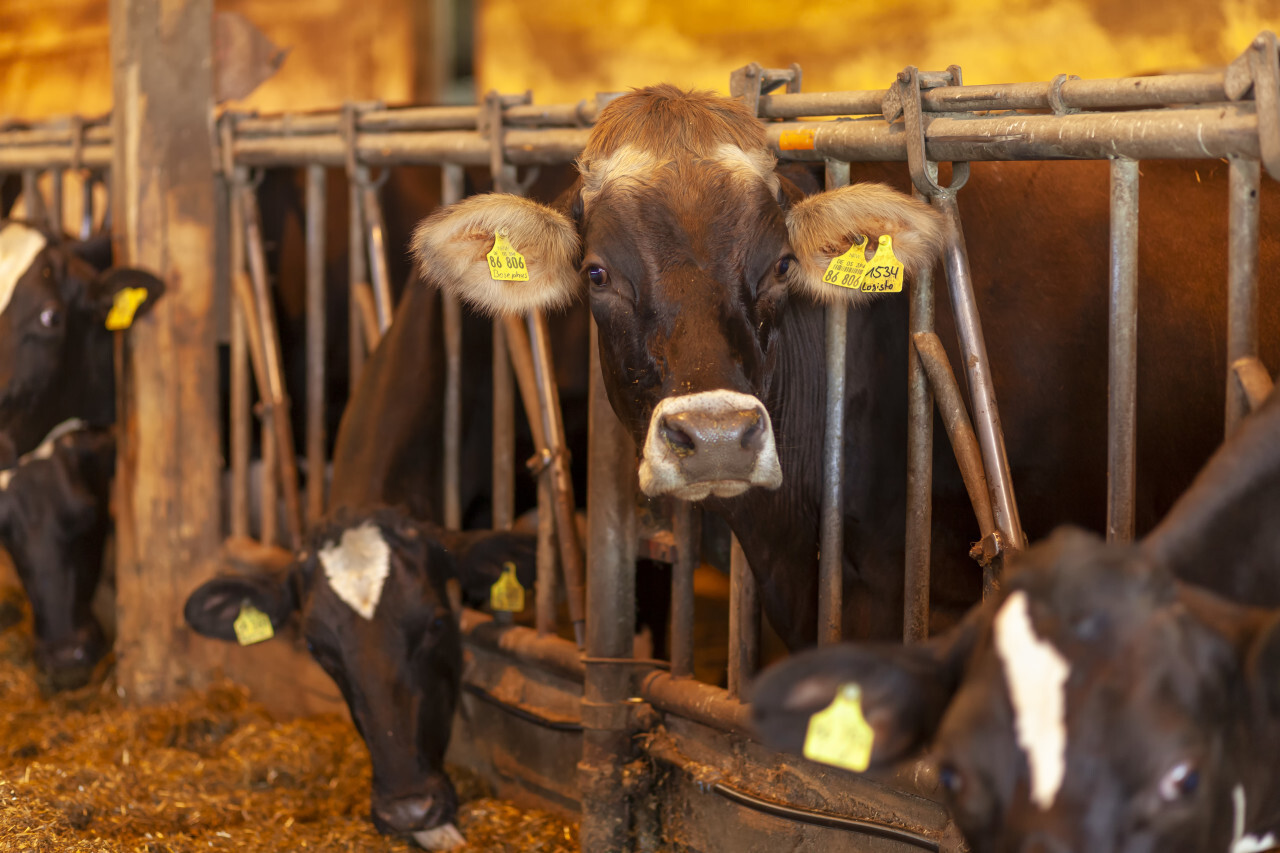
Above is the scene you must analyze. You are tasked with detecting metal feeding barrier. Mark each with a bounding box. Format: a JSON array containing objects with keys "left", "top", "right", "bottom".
[{"left": 3, "top": 29, "right": 1279, "bottom": 851}]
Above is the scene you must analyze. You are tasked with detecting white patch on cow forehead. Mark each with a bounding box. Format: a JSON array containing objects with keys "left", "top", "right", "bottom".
[
  {"left": 578, "top": 145, "right": 660, "bottom": 211},
  {"left": 713, "top": 143, "right": 779, "bottom": 198},
  {"left": 0, "top": 223, "right": 48, "bottom": 317},
  {"left": 318, "top": 522, "right": 392, "bottom": 620},
  {"left": 1232, "top": 785, "right": 1277, "bottom": 853},
  {"left": 994, "top": 590, "right": 1070, "bottom": 810}
]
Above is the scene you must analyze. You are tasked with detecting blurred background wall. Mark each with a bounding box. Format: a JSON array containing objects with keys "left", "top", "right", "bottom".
[{"left": 1, "top": 0, "right": 1277, "bottom": 117}]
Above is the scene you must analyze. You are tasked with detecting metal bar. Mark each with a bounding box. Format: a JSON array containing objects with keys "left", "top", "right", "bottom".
[
  {"left": 1226, "top": 157, "right": 1261, "bottom": 436},
  {"left": 818, "top": 158, "right": 849, "bottom": 646},
  {"left": 934, "top": 192, "right": 1026, "bottom": 552},
  {"left": 261, "top": 392, "right": 278, "bottom": 546},
  {"left": 347, "top": 169, "right": 367, "bottom": 387},
  {"left": 756, "top": 71, "right": 1230, "bottom": 118},
  {"left": 580, "top": 316, "right": 637, "bottom": 853},
  {"left": 440, "top": 163, "right": 465, "bottom": 531},
  {"left": 904, "top": 192, "right": 936, "bottom": 641},
  {"left": 528, "top": 311, "right": 587, "bottom": 647},
  {"left": 535, "top": 473, "right": 558, "bottom": 638},
  {"left": 1107, "top": 159, "right": 1140, "bottom": 544},
  {"left": 491, "top": 321, "right": 515, "bottom": 531},
  {"left": 911, "top": 333, "right": 997, "bottom": 539},
  {"left": 0, "top": 146, "right": 113, "bottom": 171},
  {"left": 230, "top": 98, "right": 605, "bottom": 138},
  {"left": 639, "top": 669, "right": 751, "bottom": 736},
  {"left": 0, "top": 124, "right": 113, "bottom": 148},
  {"left": 20, "top": 169, "right": 41, "bottom": 223},
  {"left": 78, "top": 172, "right": 94, "bottom": 239},
  {"left": 305, "top": 164, "right": 327, "bottom": 523},
  {"left": 47, "top": 169, "right": 62, "bottom": 234},
  {"left": 670, "top": 500, "right": 699, "bottom": 678},
  {"left": 230, "top": 128, "right": 592, "bottom": 169},
  {"left": 359, "top": 171, "right": 394, "bottom": 332},
  {"left": 460, "top": 607, "right": 584, "bottom": 678},
  {"left": 239, "top": 182, "right": 305, "bottom": 549},
  {"left": 228, "top": 178, "right": 251, "bottom": 540},
  {"left": 726, "top": 535, "right": 758, "bottom": 699},
  {"left": 1233, "top": 356, "right": 1274, "bottom": 411}
]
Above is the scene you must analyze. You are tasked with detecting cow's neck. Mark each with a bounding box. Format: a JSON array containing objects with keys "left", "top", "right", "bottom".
[{"left": 711, "top": 294, "right": 910, "bottom": 649}]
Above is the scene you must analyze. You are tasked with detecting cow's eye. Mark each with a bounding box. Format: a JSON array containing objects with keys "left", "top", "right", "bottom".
[
  {"left": 775, "top": 256, "right": 794, "bottom": 277},
  {"left": 39, "top": 307, "right": 62, "bottom": 329},
  {"left": 586, "top": 265, "right": 609, "bottom": 287},
  {"left": 938, "top": 762, "right": 965, "bottom": 797},
  {"left": 1158, "top": 761, "right": 1199, "bottom": 802}
]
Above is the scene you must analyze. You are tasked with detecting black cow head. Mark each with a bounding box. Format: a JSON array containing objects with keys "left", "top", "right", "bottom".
[
  {"left": 753, "top": 527, "right": 1280, "bottom": 853},
  {"left": 0, "top": 220, "right": 163, "bottom": 458},
  {"left": 0, "top": 425, "right": 115, "bottom": 692},
  {"left": 183, "top": 507, "right": 536, "bottom": 850},
  {"left": 411, "top": 85, "right": 942, "bottom": 502}
]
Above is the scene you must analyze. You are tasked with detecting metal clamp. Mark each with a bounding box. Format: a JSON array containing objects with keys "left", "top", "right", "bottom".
[
  {"left": 481, "top": 90, "right": 537, "bottom": 195},
  {"left": 1047, "top": 74, "right": 1082, "bottom": 115},
  {"left": 729, "top": 62, "right": 803, "bottom": 116},
  {"left": 894, "top": 65, "right": 970, "bottom": 197},
  {"left": 339, "top": 100, "right": 383, "bottom": 179},
  {"left": 1248, "top": 33, "right": 1280, "bottom": 180}
]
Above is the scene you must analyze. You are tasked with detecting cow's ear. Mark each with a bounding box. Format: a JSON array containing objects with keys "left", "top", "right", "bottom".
[
  {"left": 752, "top": 607, "right": 982, "bottom": 769},
  {"left": 67, "top": 234, "right": 114, "bottom": 273},
  {"left": 436, "top": 528, "right": 537, "bottom": 608},
  {"left": 90, "top": 268, "right": 166, "bottom": 328},
  {"left": 1247, "top": 611, "right": 1280, "bottom": 716},
  {"left": 784, "top": 183, "right": 943, "bottom": 305},
  {"left": 411, "top": 193, "right": 580, "bottom": 317},
  {"left": 183, "top": 571, "right": 297, "bottom": 643}
]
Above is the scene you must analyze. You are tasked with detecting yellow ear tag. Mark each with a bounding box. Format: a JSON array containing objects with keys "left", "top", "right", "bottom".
[
  {"left": 486, "top": 231, "right": 530, "bottom": 282},
  {"left": 858, "top": 235, "right": 905, "bottom": 294},
  {"left": 105, "top": 287, "right": 149, "bottom": 331},
  {"left": 821, "top": 236, "right": 869, "bottom": 290},
  {"left": 489, "top": 561, "right": 526, "bottom": 613},
  {"left": 232, "top": 601, "right": 275, "bottom": 646},
  {"left": 803, "top": 682, "right": 875, "bottom": 772}
]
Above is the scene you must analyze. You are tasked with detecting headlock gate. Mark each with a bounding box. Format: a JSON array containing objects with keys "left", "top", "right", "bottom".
[{"left": 2, "top": 28, "right": 1279, "bottom": 852}]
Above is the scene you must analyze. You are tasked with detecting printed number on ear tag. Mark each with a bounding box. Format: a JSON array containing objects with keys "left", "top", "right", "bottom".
[
  {"left": 233, "top": 602, "right": 275, "bottom": 646},
  {"left": 486, "top": 231, "right": 529, "bottom": 282},
  {"left": 803, "top": 682, "right": 875, "bottom": 772},
  {"left": 859, "top": 235, "right": 905, "bottom": 294},
  {"left": 821, "top": 236, "right": 869, "bottom": 290},
  {"left": 105, "top": 287, "right": 149, "bottom": 331},
  {"left": 490, "top": 562, "right": 526, "bottom": 613}
]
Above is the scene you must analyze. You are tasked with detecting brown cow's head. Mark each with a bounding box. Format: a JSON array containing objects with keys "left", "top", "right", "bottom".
[
  {"left": 411, "top": 86, "right": 942, "bottom": 502},
  {"left": 752, "top": 527, "right": 1280, "bottom": 853}
]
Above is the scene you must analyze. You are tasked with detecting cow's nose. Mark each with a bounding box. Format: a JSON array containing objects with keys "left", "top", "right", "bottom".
[
  {"left": 659, "top": 407, "right": 766, "bottom": 480},
  {"left": 37, "top": 624, "right": 106, "bottom": 692},
  {"left": 374, "top": 795, "right": 438, "bottom": 834},
  {"left": 1020, "top": 832, "right": 1073, "bottom": 853}
]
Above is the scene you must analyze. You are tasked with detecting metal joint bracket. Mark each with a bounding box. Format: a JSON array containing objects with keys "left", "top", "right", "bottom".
[
  {"left": 580, "top": 696, "right": 652, "bottom": 732},
  {"left": 1047, "top": 74, "right": 1082, "bottom": 115},
  {"left": 730, "top": 62, "right": 803, "bottom": 116},
  {"left": 339, "top": 100, "right": 382, "bottom": 179},
  {"left": 482, "top": 90, "right": 536, "bottom": 194},
  {"left": 967, "top": 530, "right": 1004, "bottom": 567},
  {"left": 69, "top": 115, "right": 86, "bottom": 174},
  {"left": 1243, "top": 33, "right": 1280, "bottom": 180},
  {"left": 892, "top": 65, "right": 971, "bottom": 197}
]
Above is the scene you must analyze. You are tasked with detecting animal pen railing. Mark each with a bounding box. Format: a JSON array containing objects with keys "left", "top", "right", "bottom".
[{"left": 3, "top": 29, "right": 1280, "bottom": 852}]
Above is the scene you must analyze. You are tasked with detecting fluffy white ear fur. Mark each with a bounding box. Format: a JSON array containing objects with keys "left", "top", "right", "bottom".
[
  {"left": 411, "top": 193, "right": 581, "bottom": 316},
  {"left": 785, "top": 183, "right": 944, "bottom": 306}
]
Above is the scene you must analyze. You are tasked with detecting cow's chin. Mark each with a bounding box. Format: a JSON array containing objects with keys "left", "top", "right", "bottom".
[
  {"left": 663, "top": 480, "right": 754, "bottom": 501},
  {"left": 411, "top": 824, "right": 466, "bottom": 850}
]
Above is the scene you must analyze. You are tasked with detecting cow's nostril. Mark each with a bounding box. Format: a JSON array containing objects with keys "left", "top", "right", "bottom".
[
  {"left": 740, "top": 412, "right": 765, "bottom": 451},
  {"left": 660, "top": 417, "right": 697, "bottom": 456}
]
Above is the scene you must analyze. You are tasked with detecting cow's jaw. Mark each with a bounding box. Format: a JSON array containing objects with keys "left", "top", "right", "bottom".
[{"left": 638, "top": 390, "right": 782, "bottom": 500}]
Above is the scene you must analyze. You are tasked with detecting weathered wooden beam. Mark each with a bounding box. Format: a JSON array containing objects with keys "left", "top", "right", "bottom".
[{"left": 109, "top": 0, "right": 221, "bottom": 703}]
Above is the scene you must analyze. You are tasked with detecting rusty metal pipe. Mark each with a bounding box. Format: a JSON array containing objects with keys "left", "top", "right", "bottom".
[
  {"left": 670, "top": 501, "right": 699, "bottom": 678},
  {"left": 1107, "top": 159, "right": 1140, "bottom": 543},
  {"left": 441, "top": 163, "right": 465, "bottom": 531},
  {"left": 228, "top": 178, "right": 251, "bottom": 540},
  {"left": 727, "top": 536, "right": 759, "bottom": 699},
  {"left": 904, "top": 208, "right": 936, "bottom": 641},
  {"left": 47, "top": 169, "right": 62, "bottom": 234},
  {"left": 1226, "top": 157, "right": 1261, "bottom": 436},
  {"left": 359, "top": 174, "right": 394, "bottom": 333},
  {"left": 639, "top": 669, "right": 752, "bottom": 736},
  {"left": 492, "top": 321, "right": 515, "bottom": 532},
  {"left": 347, "top": 171, "right": 367, "bottom": 387},
  {"left": 305, "top": 164, "right": 327, "bottom": 523}
]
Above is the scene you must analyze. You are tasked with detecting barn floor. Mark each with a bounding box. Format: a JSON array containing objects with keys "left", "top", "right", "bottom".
[{"left": 0, "top": 593, "right": 578, "bottom": 853}]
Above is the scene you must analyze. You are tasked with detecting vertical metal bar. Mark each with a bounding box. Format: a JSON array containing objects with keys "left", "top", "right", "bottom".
[
  {"left": 492, "top": 321, "right": 515, "bottom": 531},
  {"left": 818, "top": 158, "right": 849, "bottom": 646},
  {"left": 670, "top": 500, "right": 699, "bottom": 678},
  {"left": 360, "top": 172, "right": 394, "bottom": 333},
  {"left": 79, "top": 172, "right": 95, "bottom": 239},
  {"left": 580, "top": 316, "right": 636, "bottom": 853},
  {"left": 535, "top": 473, "right": 558, "bottom": 637},
  {"left": 228, "top": 178, "right": 251, "bottom": 540},
  {"left": 47, "top": 170, "right": 63, "bottom": 234},
  {"left": 261, "top": 397, "right": 278, "bottom": 545},
  {"left": 528, "top": 311, "right": 587, "bottom": 647},
  {"left": 21, "top": 169, "right": 41, "bottom": 224},
  {"left": 305, "top": 164, "right": 327, "bottom": 523},
  {"left": 1107, "top": 159, "right": 1140, "bottom": 544},
  {"left": 935, "top": 192, "right": 1025, "bottom": 552},
  {"left": 441, "top": 163, "right": 465, "bottom": 531},
  {"left": 726, "top": 535, "right": 758, "bottom": 699},
  {"left": 905, "top": 189, "right": 936, "bottom": 639},
  {"left": 1226, "top": 157, "right": 1261, "bottom": 437},
  {"left": 348, "top": 172, "right": 368, "bottom": 387}
]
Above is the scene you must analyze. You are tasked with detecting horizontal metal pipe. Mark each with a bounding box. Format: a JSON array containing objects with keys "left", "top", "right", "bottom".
[
  {"left": 231, "top": 128, "right": 591, "bottom": 168},
  {"left": 638, "top": 669, "right": 752, "bottom": 736},
  {"left": 460, "top": 607, "right": 585, "bottom": 678},
  {"left": 765, "top": 105, "right": 1261, "bottom": 164},
  {"left": 0, "top": 145, "right": 112, "bottom": 170},
  {"left": 757, "top": 70, "right": 1229, "bottom": 118},
  {"left": 231, "top": 98, "right": 604, "bottom": 138},
  {"left": 0, "top": 124, "right": 112, "bottom": 148}
]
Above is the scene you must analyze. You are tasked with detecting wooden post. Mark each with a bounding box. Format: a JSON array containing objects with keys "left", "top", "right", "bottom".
[{"left": 110, "top": 0, "right": 221, "bottom": 703}]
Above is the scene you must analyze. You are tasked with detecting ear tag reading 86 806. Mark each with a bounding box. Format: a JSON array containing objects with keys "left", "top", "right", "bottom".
[
  {"left": 105, "top": 287, "right": 149, "bottom": 331},
  {"left": 486, "top": 231, "right": 529, "bottom": 282},
  {"left": 490, "top": 561, "right": 526, "bottom": 613},
  {"left": 821, "top": 235, "right": 869, "bottom": 289},
  {"left": 859, "top": 235, "right": 905, "bottom": 294},
  {"left": 803, "top": 682, "right": 875, "bottom": 772},
  {"left": 233, "top": 601, "right": 274, "bottom": 646}
]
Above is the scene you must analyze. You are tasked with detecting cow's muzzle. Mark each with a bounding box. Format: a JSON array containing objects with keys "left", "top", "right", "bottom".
[{"left": 638, "top": 390, "right": 782, "bottom": 500}]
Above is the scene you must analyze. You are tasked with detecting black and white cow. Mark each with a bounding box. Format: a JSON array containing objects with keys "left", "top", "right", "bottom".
[{"left": 751, "top": 390, "right": 1280, "bottom": 852}]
